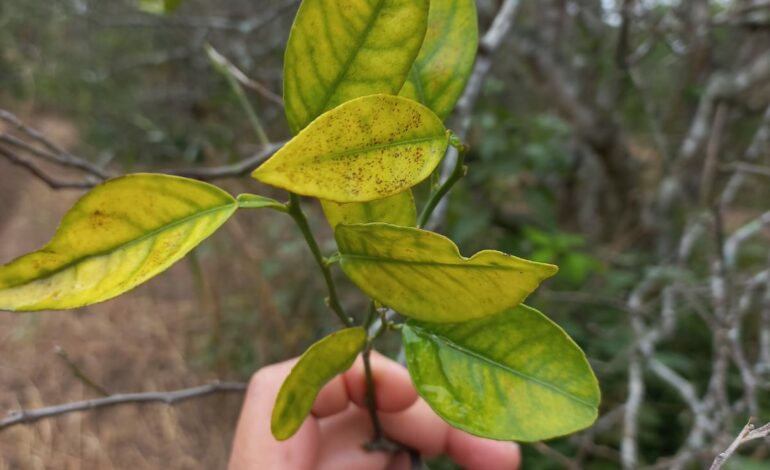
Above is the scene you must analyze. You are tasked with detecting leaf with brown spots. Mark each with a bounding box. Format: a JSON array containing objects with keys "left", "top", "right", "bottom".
[
  {"left": 252, "top": 95, "right": 449, "bottom": 203},
  {"left": 336, "top": 223, "right": 559, "bottom": 322},
  {"left": 0, "top": 174, "right": 237, "bottom": 311}
]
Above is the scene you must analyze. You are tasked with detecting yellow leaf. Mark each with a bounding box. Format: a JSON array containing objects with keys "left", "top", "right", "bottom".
[
  {"left": 271, "top": 327, "right": 367, "bottom": 440},
  {"left": 252, "top": 94, "right": 449, "bottom": 203},
  {"left": 283, "top": 0, "right": 430, "bottom": 134},
  {"left": 336, "top": 223, "right": 559, "bottom": 322},
  {"left": 0, "top": 174, "right": 237, "bottom": 311},
  {"left": 400, "top": 0, "right": 479, "bottom": 120},
  {"left": 320, "top": 191, "right": 416, "bottom": 229}
]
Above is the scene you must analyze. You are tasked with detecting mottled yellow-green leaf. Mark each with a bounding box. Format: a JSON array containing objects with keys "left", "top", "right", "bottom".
[
  {"left": 0, "top": 174, "right": 236, "bottom": 311},
  {"left": 321, "top": 191, "right": 416, "bottom": 229},
  {"left": 253, "top": 95, "right": 449, "bottom": 203},
  {"left": 399, "top": 0, "right": 478, "bottom": 120},
  {"left": 283, "top": 0, "right": 429, "bottom": 134},
  {"left": 403, "top": 304, "right": 600, "bottom": 441},
  {"left": 271, "top": 327, "right": 367, "bottom": 440},
  {"left": 336, "top": 223, "right": 558, "bottom": 322}
]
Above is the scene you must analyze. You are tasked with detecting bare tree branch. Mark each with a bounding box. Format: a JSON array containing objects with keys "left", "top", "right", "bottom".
[
  {"left": 710, "top": 420, "right": 770, "bottom": 470},
  {"left": 0, "top": 382, "right": 247, "bottom": 432},
  {"left": 679, "top": 51, "right": 770, "bottom": 163},
  {"left": 161, "top": 142, "right": 283, "bottom": 180},
  {"left": 0, "top": 110, "right": 111, "bottom": 180},
  {"left": 0, "top": 146, "right": 96, "bottom": 190}
]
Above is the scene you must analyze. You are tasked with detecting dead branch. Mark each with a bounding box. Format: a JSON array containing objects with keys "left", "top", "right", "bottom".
[
  {"left": 710, "top": 420, "right": 770, "bottom": 469},
  {"left": 0, "top": 382, "right": 247, "bottom": 432}
]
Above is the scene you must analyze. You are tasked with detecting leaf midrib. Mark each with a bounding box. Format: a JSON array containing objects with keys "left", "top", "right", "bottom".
[
  {"left": 4, "top": 202, "right": 236, "bottom": 288},
  {"left": 311, "top": 0, "right": 388, "bottom": 121},
  {"left": 408, "top": 324, "right": 597, "bottom": 410},
  {"left": 299, "top": 134, "right": 445, "bottom": 163},
  {"left": 340, "top": 253, "right": 537, "bottom": 271}
]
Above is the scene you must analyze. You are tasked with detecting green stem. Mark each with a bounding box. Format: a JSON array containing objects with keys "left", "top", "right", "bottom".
[
  {"left": 417, "top": 137, "right": 468, "bottom": 228},
  {"left": 362, "top": 344, "right": 384, "bottom": 441},
  {"left": 361, "top": 337, "right": 422, "bottom": 468},
  {"left": 363, "top": 301, "right": 377, "bottom": 330},
  {"left": 287, "top": 193, "right": 352, "bottom": 327}
]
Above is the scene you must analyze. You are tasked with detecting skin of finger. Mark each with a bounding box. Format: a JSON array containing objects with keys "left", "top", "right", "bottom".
[
  {"left": 446, "top": 427, "right": 521, "bottom": 470},
  {"left": 316, "top": 405, "right": 391, "bottom": 470},
  {"left": 312, "top": 374, "right": 350, "bottom": 418},
  {"left": 380, "top": 398, "right": 521, "bottom": 469},
  {"left": 385, "top": 452, "right": 411, "bottom": 470},
  {"left": 343, "top": 351, "right": 419, "bottom": 413},
  {"left": 228, "top": 361, "right": 321, "bottom": 470},
  {"left": 379, "top": 398, "right": 451, "bottom": 457}
]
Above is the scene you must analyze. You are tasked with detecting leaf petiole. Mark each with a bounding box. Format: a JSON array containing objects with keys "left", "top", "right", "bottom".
[
  {"left": 287, "top": 193, "right": 353, "bottom": 327},
  {"left": 236, "top": 193, "right": 288, "bottom": 212},
  {"left": 417, "top": 132, "right": 468, "bottom": 228}
]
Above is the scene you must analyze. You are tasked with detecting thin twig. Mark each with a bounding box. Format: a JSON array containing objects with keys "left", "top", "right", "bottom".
[
  {"left": 722, "top": 162, "right": 770, "bottom": 179},
  {"left": 54, "top": 346, "right": 111, "bottom": 397},
  {"left": 162, "top": 142, "right": 283, "bottom": 180},
  {"left": 0, "top": 109, "right": 110, "bottom": 179},
  {"left": 362, "top": 345, "right": 384, "bottom": 442},
  {"left": 0, "top": 146, "right": 94, "bottom": 189},
  {"left": 710, "top": 419, "right": 770, "bottom": 469},
  {"left": 418, "top": 138, "right": 467, "bottom": 228},
  {"left": 204, "top": 44, "right": 282, "bottom": 107},
  {"left": 206, "top": 44, "right": 270, "bottom": 145},
  {"left": 287, "top": 193, "right": 352, "bottom": 327},
  {"left": 0, "top": 382, "right": 247, "bottom": 432}
]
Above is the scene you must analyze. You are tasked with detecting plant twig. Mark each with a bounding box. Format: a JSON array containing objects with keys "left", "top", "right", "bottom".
[
  {"left": 287, "top": 193, "right": 352, "bottom": 327},
  {"left": 0, "top": 146, "right": 95, "bottom": 189},
  {"left": 710, "top": 419, "right": 770, "bottom": 469},
  {"left": 418, "top": 137, "right": 467, "bottom": 228},
  {"left": 0, "top": 109, "right": 110, "bottom": 180},
  {"left": 203, "top": 44, "right": 283, "bottom": 106},
  {"left": 206, "top": 44, "right": 270, "bottom": 145},
  {"left": 0, "top": 382, "right": 247, "bottom": 432},
  {"left": 362, "top": 345, "right": 385, "bottom": 442},
  {"left": 722, "top": 162, "right": 770, "bottom": 179},
  {"left": 54, "top": 346, "right": 111, "bottom": 397},
  {"left": 162, "top": 142, "right": 283, "bottom": 180}
]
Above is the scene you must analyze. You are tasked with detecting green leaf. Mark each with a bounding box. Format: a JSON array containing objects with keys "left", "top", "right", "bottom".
[
  {"left": 253, "top": 95, "right": 449, "bottom": 203},
  {"left": 283, "top": 0, "right": 430, "bottom": 134},
  {"left": 272, "top": 327, "right": 367, "bottom": 440},
  {"left": 403, "top": 304, "right": 600, "bottom": 441},
  {"left": 0, "top": 174, "right": 236, "bottom": 311},
  {"left": 399, "top": 0, "right": 479, "bottom": 120},
  {"left": 321, "top": 191, "right": 416, "bottom": 229},
  {"left": 336, "top": 223, "right": 558, "bottom": 322},
  {"left": 236, "top": 193, "right": 287, "bottom": 212},
  {"left": 139, "top": 0, "right": 183, "bottom": 14}
]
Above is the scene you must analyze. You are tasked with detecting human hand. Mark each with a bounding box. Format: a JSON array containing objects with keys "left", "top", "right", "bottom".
[{"left": 229, "top": 352, "right": 521, "bottom": 470}]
